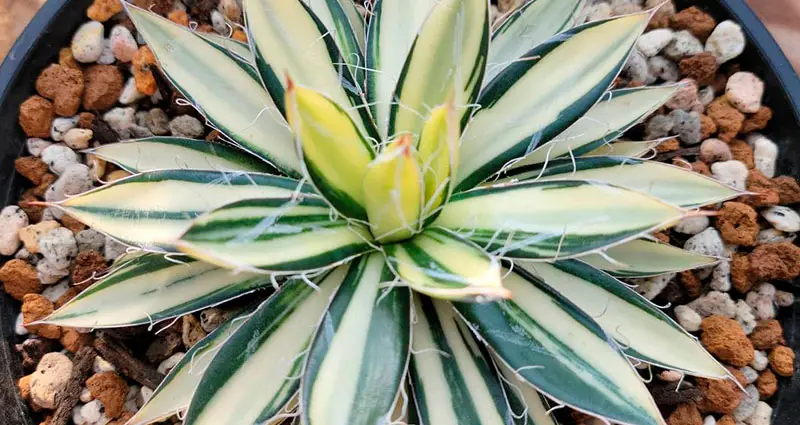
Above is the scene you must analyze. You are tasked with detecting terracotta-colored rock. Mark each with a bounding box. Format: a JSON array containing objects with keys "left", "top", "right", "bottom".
[
  {"left": 689, "top": 160, "right": 712, "bottom": 176},
  {"left": 728, "top": 139, "right": 754, "bottom": 168},
  {"left": 717, "top": 416, "right": 735, "bottom": 425},
  {"left": 196, "top": 23, "right": 215, "bottom": 33},
  {"left": 168, "top": 9, "right": 190, "bottom": 26},
  {"left": 87, "top": 372, "right": 128, "bottom": 419},
  {"left": 670, "top": 6, "right": 717, "bottom": 40},
  {"left": 35, "top": 64, "right": 84, "bottom": 117},
  {"left": 59, "top": 328, "right": 92, "bottom": 353},
  {"left": 680, "top": 53, "right": 718, "bottom": 86},
  {"left": 742, "top": 169, "right": 779, "bottom": 207},
  {"left": 696, "top": 377, "right": 741, "bottom": 414},
  {"left": 21, "top": 294, "right": 61, "bottom": 339},
  {"left": 232, "top": 29, "right": 248, "bottom": 43},
  {"left": 748, "top": 242, "right": 800, "bottom": 282},
  {"left": 87, "top": 0, "right": 123, "bottom": 22},
  {"left": 731, "top": 254, "right": 752, "bottom": 293},
  {"left": 77, "top": 112, "right": 95, "bottom": 129},
  {"left": 133, "top": 0, "right": 173, "bottom": 15},
  {"left": 756, "top": 369, "right": 778, "bottom": 399},
  {"left": 18, "top": 374, "right": 31, "bottom": 401},
  {"left": 749, "top": 320, "right": 784, "bottom": 350},
  {"left": 108, "top": 412, "right": 135, "bottom": 425},
  {"left": 707, "top": 96, "right": 745, "bottom": 142},
  {"left": 773, "top": 175, "right": 800, "bottom": 205},
  {"left": 653, "top": 232, "right": 671, "bottom": 244},
  {"left": 19, "top": 96, "right": 55, "bottom": 138},
  {"left": 58, "top": 48, "right": 81, "bottom": 71},
  {"left": 700, "top": 114, "right": 717, "bottom": 139},
  {"left": 701, "top": 315, "right": 755, "bottom": 367},
  {"left": 61, "top": 215, "right": 87, "bottom": 234},
  {"left": 83, "top": 65, "right": 124, "bottom": 111},
  {"left": 30, "top": 173, "right": 56, "bottom": 198},
  {"left": 15, "top": 156, "right": 49, "bottom": 186},
  {"left": 726, "top": 366, "right": 748, "bottom": 387},
  {"left": 0, "top": 259, "right": 43, "bottom": 301},
  {"left": 742, "top": 106, "right": 773, "bottom": 133},
  {"left": 20, "top": 192, "right": 44, "bottom": 223},
  {"left": 72, "top": 250, "right": 107, "bottom": 289},
  {"left": 667, "top": 402, "right": 702, "bottom": 425},
  {"left": 656, "top": 138, "right": 680, "bottom": 153},
  {"left": 715, "top": 202, "right": 758, "bottom": 246},
  {"left": 769, "top": 346, "right": 795, "bottom": 377},
  {"left": 132, "top": 47, "right": 158, "bottom": 96},
  {"left": 679, "top": 270, "right": 702, "bottom": 299}
]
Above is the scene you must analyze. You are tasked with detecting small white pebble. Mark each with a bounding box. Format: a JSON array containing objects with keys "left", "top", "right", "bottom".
[
  {"left": 741, "top": 366, "right": 759, "bottom": 384},
  {"left": 703, "top": 416, "right": 717, "bottom": 425},
  {"left": 71, "top": 21, "right": 105, "bottom": 63},
  {"left": 103, "top": 107, "right": 137, "bottom": 135},
  {"left": 80, "top": 399, "right": 103, "bottom": 424},
  {"left": 674, "top": 215, "right": 710, "bottom": 235},
  {"left": 93, "top": 356, "right": 116, "bottom": 374},
  {"left": 711, "top": 160, "right": 749, "bottom": 190},
  {"left": 637, "top": 28, "right": 674, "bottom": 57},
  {"left": 675, "top": 305, "right": 703, "bottom": 332},
  {"left": 748, "top": 133, "right": 778, "bottom": 178},
  {"left": 658, "top": 370, "right": 682, "bottom": 382},
  {"left": 15, "top": 312, "right": 28, "bottom": 335},
  {"left": 79, "top": 387, "right": 94, "bottom": 403},
  {"left": 72, "top": 405, "right": 86, "bottom": 425},
  {"left": 751, "top": 350, "right": 769, "bottom": 371},
  {"left": 0, "top": 206, "right": 28, "bottom": 255},
  {"left": 775, "top": 290, "right": 795, "bottom": 307},
  {"left": 736, "top": 300, "right": 757, "bottom": 335},
  {"left": 631, "top": 273, "right": 675, "bottom": 300},
  {"left": 51, "top": 117, "right": 77, "bottom": 141},
  {"left": 158, "top": 352, "right": 185, "bottom": 375},
  {"left": 42, "top": 280, "right": 70, "bottom": 302},
  {"left": 27, "top": 138, "right": 52, "bottom": 156},
  {"left": 119, "top": 77, "right": 145, "bottom": 105},
  {"left": 761, "top": 206, "right": 800, "bottom": 232},
  {"left": 745, "top": 401, "right": 771, "bottom": 425},
  {"left": 726, "top": 72, "right": 764, "bottom": 113},
  {"left": 698, "top": 86, "right": 715, "bottom": 105},
  {"left": 684, "top": 227, "right": 725, "bottom": 258},
  {"left": 710, "top": 260, "right": 731, "bottom": 292},
  {"left": 758, "top": 228, "right": 796, "bottom": 244},
  {"left": 63, "top": 128, "right": 93, "bottom": 150},
  {"left": 41, "top": 144, "right": 79, "bottom": 175},
  {"left": 705, "top": 20, "right": 746, "bottom": 64},
  {"left": 688, "top": 291, "right": 737, "bottom": 318},
  {"left": 110, "top": 25, "right": 138, "bottom": 62},
  {"left": 664, "top": 30, "right": 703, "bottom": 60},
  {"left": 97, "top": 39, "right": 115, "bottom": 65}
]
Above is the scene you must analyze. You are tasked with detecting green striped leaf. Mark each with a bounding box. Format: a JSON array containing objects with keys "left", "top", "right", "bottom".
[
  {"left": 485, "top": 0, "right": 585, "bottom": 83},
  {"left": 366, "top": 0, "right": 437, "bottom": 138},
  {"left": 579, "top": 239, "right": 719, "bottom": 278},
  {"left": 384, "top": 228, "right": 508, "bottom": 301},
  {"left": 388, "top": 0, "right": 489, "bottom": 140},
  {"left": 128, "top": 307, "right": 254, "bottom": 425},
  {"left": 88, "top": 137, "right": 274, "bottom": 174},
  {"left": 499, "top": 156, "right": 741, "bottom": 208},
  {"left": 286, "top": 83, "right": 374, "bottom": 220},
  {"left": 454, "top": 268, "right": 664, "bottom": 425},
  {"left": 197, "top": 32, "right": 254, "bottom": 65},
  {"left": 50, "top": 170, "right": 312, "bottom": 250},
  {"left": 44, "top": 254, "right": 270, "bottom": 328},
  {"left": 184, "top": 271, "right": 344, "bottom": 425},
  {"left": 244, "top": 0, "right": 376, "bottom": 140},
  {"left": 509, "top": 86, "right": 677, "bottom": 171},
  {"left": 126, "top": 5, "right": 300, "bottom": 176},
  {"left": 497, "top": 361, "right": 559, "bottom": 425},
  {"left": 519, "top": 261, "right": 728, "bottom": 378},
  {"left": 456, "top": 13, "right": 651, "bottom": 192},
  {"left": 303, "top": 0, "right": 366, "bottom": 84},
  {"left": 177, "top": 197, "right": 374, "bottom": 273},
  {"left": 584, "top": 139, "right": 661, "bottom": 158},
  {"left": 302, "top": 254, "right": 410, "bottom": 425},
  {"left": 433, "top": 180, "right": 683, "bottom": 260},
  {"left": 410, "top": 296, "right": 514, "bottom": 425}
]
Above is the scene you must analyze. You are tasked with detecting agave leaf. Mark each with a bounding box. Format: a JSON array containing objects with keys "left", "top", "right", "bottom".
[
  {"left": 499, "top": 156, "right": 741, "bottom": 208},
  {"left": 50, "top": 170, "right": 312, "bottom": 250},
  {"left": 177, "top": 197, "right": 374, "bottom": 273},
  {"left": 366, "top": 0, "right": 437, "bottom": 138},
  {"left": 44, "top": 254, "right": 271, "bottom": 328},
  {"left": 126, "top": 5, "right": 300, "bottom": 176},
  {"left": 244, "top": 0, "right": 376, "bottom": 140},
  {"left": 285, "top": 83, "right": 374, "bottom": 220},
  {"left": 418, "top": 102, "right": 459, "bottom": 219},
  {"left": 88, "top": 137, "right": 275, "bottom": 174},
  {"left": 509, "top": 86, "right": 677, "bottom": 171},
  {"left": 127, "top": 307, "right": 254, "bottom": 425},
  {"left": 454, "top": 268, "right": 665, "bottom": 425},
  {"left": 456, "top": 14, "right": 650, "bottom": 191},
  {"left": 302, "top": 0, "right": 366, "bottom": 84},
  {"left": 496, "top": 361, "right": 559, "bottom": 425},
  {"left": 433, "top": 180, "right": 684, "bottom": 260},
  {"left": 388, "top": 0, "right": 489, "bottom": 140},
  {"left": 584, "top": 139, "right": 662, "bottom": 158},
  {"left": 384, "top": 228, "right": 508, "bottom": 301},
  {"left": 184, "top": 270, "right": 345, "bottom": 425},
  {"left": 410, "top": 296, "right": 515, "bottom": 425},
  {"left": 519, "top": 261, "right": 728, "bottom": 378},
  {"left": 485, "top": 0, "right": 585, "bottom": 83},
  {"left": 301, "top": 254, "right": 410, "bottom": 425},
  {"left": 197, "top": 32, "right": 254, "bottom": 66},
  {"left": 579, "top": 239, "right": 719, "bottom": 278}
]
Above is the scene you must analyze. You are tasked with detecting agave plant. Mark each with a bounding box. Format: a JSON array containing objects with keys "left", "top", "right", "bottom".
[{"left": 40, "top": 0, "right": 744, "bottom": 424}]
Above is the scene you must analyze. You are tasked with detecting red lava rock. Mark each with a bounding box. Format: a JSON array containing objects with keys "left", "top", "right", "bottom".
[
  {"left": 20, "top": 192, "right": 45, "bottom": 223},
  {"left": 15, "top": 156, "right": 49, "bottom": 186},
  {"left": 87, "top": 0, "right": 123, "bottom": 22},
  {"left": 731, "top": 254, "right": 753, "bottom": 293},
  {"left": 21, "top": 294, "right": 61, "bottom": 340},
  {"left": 232, "top": 30, "right": 248, "bottom": 43},
  {"left": 748, "top": 242, "right": 800, "bottom": 282},
  {"left": 133, "top": 47, "right": 158, "bottom": 96},
  {"left": 108, "top": 412, "right": 135, "bottom": 425},
  {"left": 77, "top": 112, "right": 96, "bottom": 129},
  {"left": 58, "top": 48, "right": 81, "bottom": 71},
  {"left": 773, "top": 175, "right": 800, "bottom": 205},
  {"left": 670, "top": 6, "right": 717, "bottom": 40},
  {"left": 717, "top": 416, "right": 735, "bottom": 425},
  {"left": 680, "top": 53, "right": 718, "bottom": 86},
  {"left": 60, "top": 328, "right": 92, "bottom": 353},
  {"left": 83, "top": 65, "right": 124, "bottom": 111},
  {"left": 19, "top": 95, "right": 55, "bottom": 138},
  {"left": 667, "top": 402, "right": 702, "bottom": 425},
  {"left": 72, "top": 250, "right": 108, "bottom": 290},
  {"left": 696, "top": 377, "right": 741, "bottom": 414},
  {"left": 168, "top": 9, "right": 190, "bottom": 26},
  {"left": 18, "top": 374, "right": 31, "bottom": 402},
  {"left": 679, "top": 270, "right": 703, "bottom": 299},
  {"left": 86, "top": 372, "right": 129, "bottom": 419},
  {"left": 742, "top": 106, "right": 773, "bottom": 133},
  {"left": 756, "top": 369, "right": 778, "bottom": 399},
  {"left": 714, "top": 202, "right": 759, "bottom": 246},
  {"left": 657, "top": 138, "right": 681, "bottom": 153},
  {"left": 35, "top": 64, "right": 84, "bottom": 117},
  {"left": 769, "top": 346, "right": 796, "bottom": 377},
  {"left": 742, "top": 169, "right": 780, "bottom": 207},
  {"left": 701, "top": 315, "right": 755, "bottom": 367},
  {"left": 30, "top": 173, "right": 56, "bottom": 198},
  {"left": 61, "top": 215, "right": 87, "bottom": 234},
  {"left": 749, "top": 320, "right": 784, "bottom": 350},
  {"left": 0, "top": 259, "right": 43, "bottom": 301},
  {"left": 706, "top": 96, "right": 745, "bottom": 142},
  {"left": 700, "top": 114, "right": 717, "bottom": 139},
  {"left": 729, "top": 139, "right": 754, "bottom": 168}
]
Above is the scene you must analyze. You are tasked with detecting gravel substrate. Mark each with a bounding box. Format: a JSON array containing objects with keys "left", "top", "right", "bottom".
[{"left": 2, "top": 0, "right": 799, "bottom": 425}]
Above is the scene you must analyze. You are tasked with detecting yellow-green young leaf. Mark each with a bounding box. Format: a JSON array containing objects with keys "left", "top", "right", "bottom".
[
  {"left": 418, "top": 102, "right": 459, "bottom": 218},
  {"left": 579, "top": 239, "right": 719, "bottom": 278},
  {"left": 302, "top": 0, "right": 366, "bottom": 84},
  {"left": 363, "top": 135, "right": 424, "bottom": 243},
  {"left": 584, "top": 139, "right": 662, "bottom": 158},
  {"left": 367, "top": 0, "right": 438, "bottom": 138},
  {"left": 244, "top": 0, "right": 376, "bottom": 140},
  {"left": 286, "top": 82, "right": 374, "bottom": 220},
  {"left": 384, "top": 228, "right": 508, "bottom": 301},
  {"left": 125, "top": 5, "right": 300, "bottom": 176},
  {"left": 456, "top": 14, "right": 650, "bottom": 191},
  {"left": 389, "top": 0, "right": 488, "bottom": 140}
]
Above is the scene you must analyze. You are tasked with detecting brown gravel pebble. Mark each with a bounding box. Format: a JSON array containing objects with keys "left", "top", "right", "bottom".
[
  {"left": 717, "top": 416, "right": 735, "bottom": 425},
  {"left": 72, "top": 250, "right": 108, "bottom": 289},
  {"left": 15, "top": 156, "right": 49, "bottom": 185},
  {"left": 729, "top": 139, "right": 755, "bottom": 168},
  {"left": 87, "top": 0, "right": 123, "bottom": 22},
  {"left": 20, "top": 192, "right": 44, "bottom": 223},
  {"left": 133, "top": 46, "right": 158, "bottom": 96},
  {"left": 678, "top": 270, "right": 703, "bottom": 299},
  {"left": 168, "top": 9, "right": 190, "bottom": 26},
  {"left": 108, "top": 412, "right": 135, "bottom": 425},
  {"left": 727, "top": 366, "right": 748, "bottom": 387},
  {"left": 87, "top": 371, "right": 129, "bottom": 419},
  {"left": 696, "top": 377, "right": 741, "bottom": 414},
  {"left": 757, "top": 369, "right": 778, "bottom": 399},
  {"left": 689, "top": 160, "right": 712, "bottom": 176},
  {"left": 182, "top": 313, "right": 207, "bottom": 349},
  {"left": 748, "top": 242, "right": 800, "bottom": 282},
  {"left": 232, "top": 30, "right": 248, "bottom": 43},
  {"left": 58, "top": 48, "right": 81, "bottom": 71},
  {"left": 77, "top": 112, "right": 95, "bottom": 129},
  {"left": 83, "top": 65, "right": 124, "bottom": 111},
  {"left": 35, "top": 64, "right": 85, "bottom": 117},
  {"left": 714, "top": 202, "right": 758, "bottom": 246},
  {"left": 31, "top": 173, "right": 57, "bottom": 199},
  {"left": 16, "top": 338, "right": 57, "bottom": 372},
  {"left": 701, "top": 315, "right": 755, "bottom": 367},
  {"left": 706, "top": 96, "right": 745, "bottom": 142},
  {"left": 667, "top": 402, "right": 702, "bottom": 425},
  {"left": 657, "top": 138, "right": 681, "bottom": 153},
  {"left": 653, "top": 232, "right": 671, "bottom": 244},
  {"left": 742, "top": 106, "right": 773, "bottom": 133},
  {"left": 769, "top": 346, "right": 796, "bottom": 377},
  {"left": 22, "top": 294, "right": 61, "bottom": 339},
  {"left": 60, "top": 328, "right": 92, "bottom": 353},
  {"left": 0, "top": 259, "right": 43, "bottom": 301},
  {"left": 670, "top": 6, "right": 716, "bottom": 40},
  {"left": 61, "top": 215, "right": 87, "bottom": 234},
  {"left": 773, "top": 175, "right": 800, "bottom": 205},
  {"left": 742, "top": 169, "right": 779, "bottom": 208},
  {"left": 680, "top": 53, "right": 718, "bottom": 86},
  {"left": 700, "top": 114, "right": 717, "bottom": 139},
  {"left": 145, "top": 331, "right": 182, "bottom": 364},
  {"left": 133, "top": 0, "right": 174, "bottom": 15},
  {"left": 19, "top": 95, "right": 55, "bottom": 138},
  {"left": 18, "top": 374, "right": 32, "bottom": 402},
  {"left": 731, "top": 254, "right": 753, "bottom": 293}
]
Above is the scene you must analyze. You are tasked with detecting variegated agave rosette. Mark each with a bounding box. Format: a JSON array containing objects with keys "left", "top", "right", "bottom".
[{"left": 39, "top": 1, "right": 746, "bottom": 425}]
